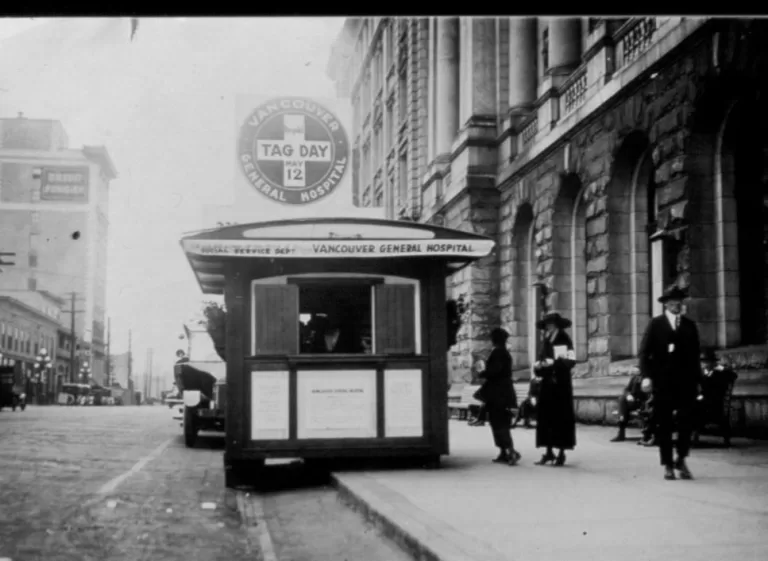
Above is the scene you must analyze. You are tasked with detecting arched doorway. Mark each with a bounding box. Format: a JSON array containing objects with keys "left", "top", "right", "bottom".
[
  {"left": 715, "top": 100, "right": 768, "bottom": 345},
  {"left": 552, "top": 173, "right": 588, "bottom": 362},
  {"left": 511, "top": 203, "right": 535, "bottom": 369},
  {"left": 607, "top": 131, "right": 655, "bottom": 358}
]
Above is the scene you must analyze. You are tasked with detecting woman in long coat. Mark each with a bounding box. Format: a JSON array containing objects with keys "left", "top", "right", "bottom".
[
  {"left": 533, "top": 312, "right": 577, "bottom": 466},
  {"left": 476, "top": 327, "right": 520, "bottom": 465}
]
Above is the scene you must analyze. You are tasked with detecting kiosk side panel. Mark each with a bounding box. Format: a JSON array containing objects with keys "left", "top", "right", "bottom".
[
  {"left": 426, "top": 266, "right": 450, "bottom": 456},
  {"left": 224, "top": 267, "right": 248, "bottom": 457}
]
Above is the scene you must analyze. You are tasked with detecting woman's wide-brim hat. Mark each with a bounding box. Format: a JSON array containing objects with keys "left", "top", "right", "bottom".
[
  {"left": 658, "top": 285, "right": 689, "bottom": 303},
  {"left": 536, "top": 311, "right": 572, "bottom": 330}
]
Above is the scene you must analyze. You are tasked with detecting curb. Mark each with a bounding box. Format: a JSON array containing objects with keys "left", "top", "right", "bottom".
[{"left": 331, "top": 472, "right": 511, "bottom": 561}]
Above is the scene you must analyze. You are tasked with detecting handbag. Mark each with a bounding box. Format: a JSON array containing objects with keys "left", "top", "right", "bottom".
[{"left": 473, "top": 385, "right": 487, "bottom": 403}]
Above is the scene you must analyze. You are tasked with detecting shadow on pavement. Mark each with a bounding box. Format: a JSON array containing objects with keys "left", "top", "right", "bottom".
[
  {"left": 193, "top": 432, "right": 226, "bottom": 450},
  {"left": 236, "top": 456, "right": 463, "bottom": 493}
]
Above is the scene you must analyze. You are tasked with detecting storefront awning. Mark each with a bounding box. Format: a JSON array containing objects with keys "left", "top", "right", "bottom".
[{"left": 180, "top": 217, "right": 496, "bottom": 295}]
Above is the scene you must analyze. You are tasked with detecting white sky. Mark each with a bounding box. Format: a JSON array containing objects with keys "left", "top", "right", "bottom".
[{"left": 0, "top": 16, "right": 345, "bottom": 384}]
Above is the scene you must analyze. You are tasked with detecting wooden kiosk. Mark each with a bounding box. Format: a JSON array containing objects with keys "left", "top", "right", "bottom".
[{"left": 179, "top": 217, "right": 494, "bottom": 487}]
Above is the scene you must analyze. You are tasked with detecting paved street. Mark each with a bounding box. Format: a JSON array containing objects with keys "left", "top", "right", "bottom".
[
  {"left": 0, "top": 405, "right": 410, "bottom": 561},
  {"left": 0, "top": 405, "right": 250, "bottom": 561}
]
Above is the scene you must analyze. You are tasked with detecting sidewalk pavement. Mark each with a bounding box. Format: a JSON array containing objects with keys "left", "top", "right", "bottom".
[{"left": 332, "top": 422, "right": 768, "bottom": 561}]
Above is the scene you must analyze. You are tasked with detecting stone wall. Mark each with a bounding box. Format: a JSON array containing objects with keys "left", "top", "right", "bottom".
[
  {"left": 444, "top": 188, "right": 501, "bottom": 384},
  {"left": 498, "top": 26, "right": 727, "bottom": 378}
]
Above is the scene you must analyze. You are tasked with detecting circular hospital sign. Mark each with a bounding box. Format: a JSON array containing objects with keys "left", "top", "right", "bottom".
[{"left": 238, "top": 97, "right": 350, "bottom": 205}]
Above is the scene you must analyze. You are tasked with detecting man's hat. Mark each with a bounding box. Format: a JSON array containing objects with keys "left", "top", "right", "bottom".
[
  {"left": 658, "top": 284, "right": 689, "bottom": 303},
  {"left": 490, "top": 327, "right": 509, "bottom": 343},
  {"left": 536, "top": 311, "right": 572, "bottom": 330},
  {"left": 700, "top": 348, "right": 718, "bottom": 363}
]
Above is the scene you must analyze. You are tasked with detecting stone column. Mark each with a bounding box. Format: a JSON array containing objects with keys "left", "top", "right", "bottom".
[
  {"left": 508, "top": 17, "right": 538, "bottom": 114},
  {"left": 435, "top": 17, "right": 460, "bottom": 156},
  {"left": 460, "top": 18, "right": 497, "bottom": 125},
  {"left": 548, "top": 18, "right": 582, "bottom": 75}
]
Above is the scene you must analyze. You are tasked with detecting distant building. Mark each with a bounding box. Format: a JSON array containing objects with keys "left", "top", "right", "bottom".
[
  {"left": 110, "top": 351, "right": 131, "bottom": 389},
  {"left": 0, "top": 114, "right": 117, "bottom": 384},
  {"left": 0, "top": 294, "right": 61, "bottom": 401}
]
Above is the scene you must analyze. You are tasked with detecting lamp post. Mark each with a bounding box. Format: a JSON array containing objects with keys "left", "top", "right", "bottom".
[
  {"left": 34, "top": 348, "right": 53, "bottom": 405},
  {"left": 79, "top": 360, "right": 91, "bottom": 384}
]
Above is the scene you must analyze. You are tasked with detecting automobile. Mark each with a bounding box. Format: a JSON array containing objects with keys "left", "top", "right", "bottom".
[{"left": 0, "top": 366, "right": 26, "bottom": 412}]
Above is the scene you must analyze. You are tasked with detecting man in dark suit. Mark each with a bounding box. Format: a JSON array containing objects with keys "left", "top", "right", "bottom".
[{"left": 638, "top": 285, "right": 703, "bottom": 480}]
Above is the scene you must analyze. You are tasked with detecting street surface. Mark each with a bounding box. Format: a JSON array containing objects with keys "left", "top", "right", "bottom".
[{"left": 0, "top": 406, "right": 409, "bottom": 561}]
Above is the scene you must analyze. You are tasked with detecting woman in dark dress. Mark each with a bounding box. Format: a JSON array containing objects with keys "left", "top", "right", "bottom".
[
  {"left": 533, "top": 312, "right": 577, "bottom": 466},
  {"left": 476, "top": 327, "right": 520, "bottom": 466}
]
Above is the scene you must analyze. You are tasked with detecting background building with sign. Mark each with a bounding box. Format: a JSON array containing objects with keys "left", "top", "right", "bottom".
[
  {"left": 0, "top": 114, "right": 118, "bottom": 384},
  {"left": 328, "top": 17, "right": 768, "bottom": 434}
]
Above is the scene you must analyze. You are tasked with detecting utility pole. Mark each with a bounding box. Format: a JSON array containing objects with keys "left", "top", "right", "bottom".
[
  {"left": 127, "top": 329, "right": 133, "bottom": 404},
  {"left": 61, "top": 292, "right": 86, "bottom": 383},
  {"left": 105, "top": 317, "right": 111, "bottom": 387},
  {"left": 148, "top": 348, "right": 154, "bottom": 400}
]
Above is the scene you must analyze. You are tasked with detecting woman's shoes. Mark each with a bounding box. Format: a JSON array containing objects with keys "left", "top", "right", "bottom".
[
  {"left": 554, "top": 451, "right": 566, "bottom": 466},
  {"left": 535, "top": 452, "right": 556, "bottom": 465},
  {"left": 492, "top": 449, "right": 521, "bottom": 466}
]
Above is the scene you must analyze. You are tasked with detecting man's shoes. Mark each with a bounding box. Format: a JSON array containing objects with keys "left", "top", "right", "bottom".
[
  {"left": 664, "top": 465, "right": 676, "bottom": 480},
  {"left": 638, "top": 436, "right": 656, "bottom": 447},
  {"left": 675, "top": 458, "right": 693, "bottom": 480},
  {"left": 610, "top": 430, "right": 626, "bottom": 442}
]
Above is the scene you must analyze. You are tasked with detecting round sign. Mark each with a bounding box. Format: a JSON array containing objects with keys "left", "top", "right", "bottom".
[{"left": 238, "top": 97, "right": 349, "bottom": 205}]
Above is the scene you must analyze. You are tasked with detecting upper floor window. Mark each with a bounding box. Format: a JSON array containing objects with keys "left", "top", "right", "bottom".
[
  {"left": 541, "top": 27, "right": 550, "bottom": 73},
  {"left": 398, "top": 71, "right": 407, "bottom": 123}
]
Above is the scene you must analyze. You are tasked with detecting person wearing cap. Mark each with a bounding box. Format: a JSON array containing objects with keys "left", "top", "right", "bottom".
[
  {"left": 532, "top": 311, "right": 577, "bottom": 466},
  {"left": 475, "top": 327, "right": 521, "bottom": 466},
  {"left": 693, "top": 348, "right": 737, "bottom": 446},
  {"left": 638, "top": 284, "right": 702, "bottom": 480}
]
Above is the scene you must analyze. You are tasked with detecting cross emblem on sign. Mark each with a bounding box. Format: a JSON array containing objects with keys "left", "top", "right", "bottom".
[{"left": 255, "top": 115, "right": 333, "bottom": 188}]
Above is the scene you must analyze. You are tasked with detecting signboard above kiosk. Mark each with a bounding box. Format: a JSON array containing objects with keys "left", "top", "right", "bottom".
[{"left": 180, "top": 217, "right": 495, "bottom": 294}]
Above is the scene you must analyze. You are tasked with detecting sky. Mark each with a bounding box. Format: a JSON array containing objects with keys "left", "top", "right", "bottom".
[{"left": 0, "top": 16, "right": 345, "bottom": 384}]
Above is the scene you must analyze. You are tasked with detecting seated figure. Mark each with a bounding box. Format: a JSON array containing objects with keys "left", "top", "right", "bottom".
[
  {"left": 693, "top": 348, "right": 738, "bottom": 446},
  {"left": 610, "top": 372, "right": 654, "bottom": 444}
]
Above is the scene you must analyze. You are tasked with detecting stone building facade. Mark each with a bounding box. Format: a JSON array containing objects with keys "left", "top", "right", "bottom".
[{"left": 329, "top": 18, "right": 768, "bottom": 431}]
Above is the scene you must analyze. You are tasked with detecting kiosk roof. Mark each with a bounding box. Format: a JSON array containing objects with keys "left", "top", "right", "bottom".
[{"left": 180, "top": 217, "right": 495, "bottom": 295}]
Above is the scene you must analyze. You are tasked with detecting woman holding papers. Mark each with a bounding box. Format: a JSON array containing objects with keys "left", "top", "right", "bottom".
[{"left": 533, "top": 311, "right": 577, "bottom": 466}]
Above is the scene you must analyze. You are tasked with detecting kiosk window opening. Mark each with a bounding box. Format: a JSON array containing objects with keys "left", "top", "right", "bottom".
[{"left": 298, "top": 284, "right": 372, "bottom": 354}]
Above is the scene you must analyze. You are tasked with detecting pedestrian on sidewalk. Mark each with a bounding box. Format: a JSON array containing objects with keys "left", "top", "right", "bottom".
[
  {"left": 533, "top": 311, "right": 577, "bottom": 466},
  {"left": 475, "top": 327, "right": 521, "bottom": 466},
  {"left": 638, "top": 285, "right": 702, "bottom": 481}
]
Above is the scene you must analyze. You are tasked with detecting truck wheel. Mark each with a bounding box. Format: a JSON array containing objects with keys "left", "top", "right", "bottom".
[
  {"left": 224, "top": 459, "right": 265, "bottom": 489},
  {"left": 183, "top": 406, "right": 198, "bottom": 448}
]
